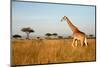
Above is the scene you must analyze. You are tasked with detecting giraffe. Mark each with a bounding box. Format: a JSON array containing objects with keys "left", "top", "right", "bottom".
[{"left": 61, "top": 16, "right": 88, "bottom": 47}]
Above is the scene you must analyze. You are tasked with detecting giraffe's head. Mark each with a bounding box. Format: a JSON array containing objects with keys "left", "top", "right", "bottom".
[{"left": 61, "top": 16, "right": 67, "bottom": 22}]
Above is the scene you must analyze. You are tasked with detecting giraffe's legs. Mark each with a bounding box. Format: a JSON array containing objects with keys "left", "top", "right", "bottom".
[
  {"left": 75, "top": 39, "right": 78, "bottom": 47},
  {"left": 84, "top": 37, "right": 88, "bottom": 46},
  {"left": 81, "top": 40, "right": 84, "bottom": 47},
  {"left": 72, "top": 38, "right": 75, "bottom": 47}
]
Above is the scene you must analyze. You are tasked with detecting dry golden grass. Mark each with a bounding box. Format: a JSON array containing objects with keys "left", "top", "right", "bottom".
[{"left": 12, "top": 39, "right": 96, "bottom": 65}]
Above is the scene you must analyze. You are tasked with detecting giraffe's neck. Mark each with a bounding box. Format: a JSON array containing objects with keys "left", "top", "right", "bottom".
[{"left": 66, "top": 17, "right": 79, "bottom": 33}]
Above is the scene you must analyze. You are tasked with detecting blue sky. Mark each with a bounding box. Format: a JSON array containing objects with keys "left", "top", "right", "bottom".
[{"left": 12, "top": 1, "right": 96, "bottom": 37}]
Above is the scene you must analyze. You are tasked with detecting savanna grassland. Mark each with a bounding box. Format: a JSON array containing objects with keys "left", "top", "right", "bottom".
[{"left": 12, "top": 39, "right": 96, "bottom": 65}]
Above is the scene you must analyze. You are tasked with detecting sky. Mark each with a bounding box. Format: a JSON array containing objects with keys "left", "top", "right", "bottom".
[{"left": 12, "top": 1, "right": 96, "bottom": 38}]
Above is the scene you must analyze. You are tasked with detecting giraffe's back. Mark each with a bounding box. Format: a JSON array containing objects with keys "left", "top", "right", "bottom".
[{"left": 73, "top": 31, "right": 86, "bottom": 40}]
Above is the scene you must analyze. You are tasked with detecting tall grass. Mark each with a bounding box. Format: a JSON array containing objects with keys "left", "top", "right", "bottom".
[{"left": 12, "top": 39, "right": 96, "bottom": 65}]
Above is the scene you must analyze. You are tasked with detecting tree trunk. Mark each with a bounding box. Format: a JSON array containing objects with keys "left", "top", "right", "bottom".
[{"left": 26, "top": 32, "right": 29, "bottom": 39}]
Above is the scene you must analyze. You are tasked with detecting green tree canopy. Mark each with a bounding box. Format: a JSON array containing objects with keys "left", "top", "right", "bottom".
[
  {"left": 58, "top": 36, "right": 63, "bottom": 39},
  {"left": 52, "top": 33, "right": 58, "bottom": 36},
  {"left": 45, "top": 33, "right": 52, "bottom": 37},
  {"left": 13, "top": 34, "right": 22, "bottom": 39}
]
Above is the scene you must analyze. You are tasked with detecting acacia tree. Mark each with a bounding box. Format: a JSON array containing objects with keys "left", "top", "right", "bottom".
[
  {"left": 13, "top": 34, "right": 22, "bottom": 39},
  {"left": 37, "top": 37, "right": 40, "bottom": 39},
  {"left": 52, "top": 33, "right": 58, "bottom": 38},
  {"left": 89, "top": 34, "right": 94, "bottom": 38},
  {"left": 45, "top": 33, "right": 52, "bottom": 39},
  {"left": 58, "top": 36, "right": 63, "bottom": 39},
  {"left": 21, "top": 27, "right": 34, "bottom": 39}
]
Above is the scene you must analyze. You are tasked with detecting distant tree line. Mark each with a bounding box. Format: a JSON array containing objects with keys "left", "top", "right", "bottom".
[{"left": 12, "top": 27, "right": 95, "bottom": 39}]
